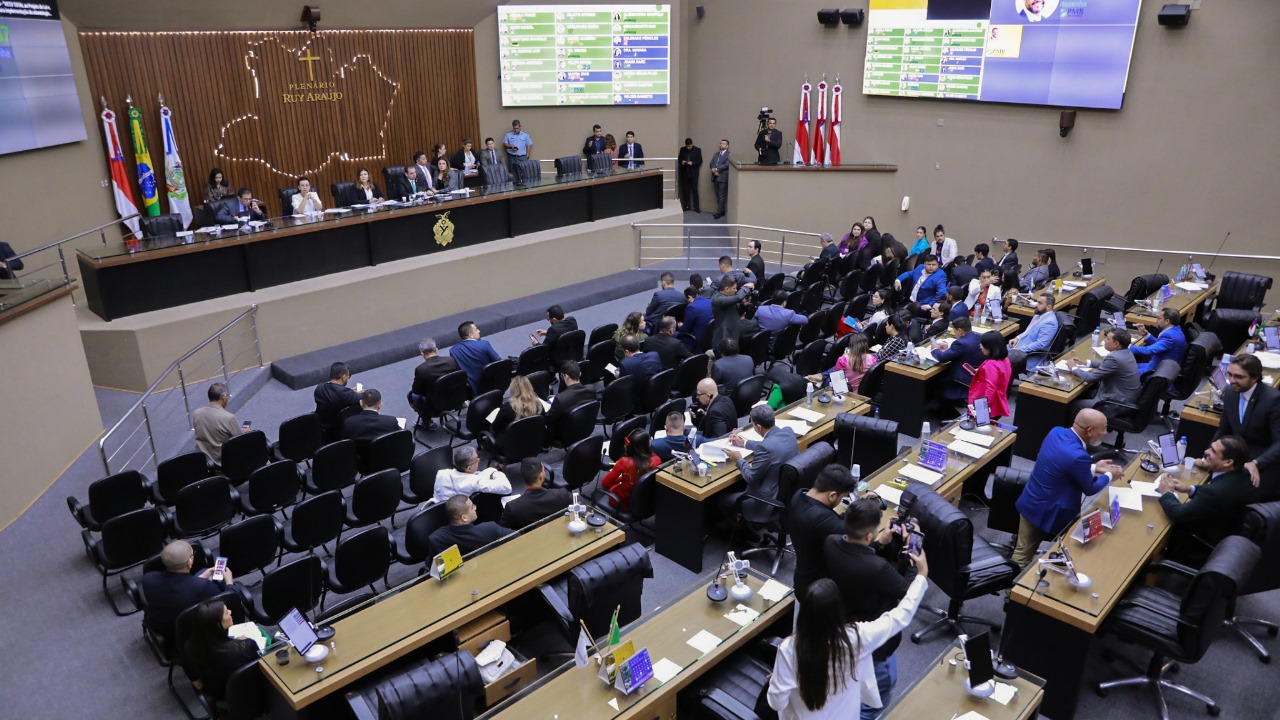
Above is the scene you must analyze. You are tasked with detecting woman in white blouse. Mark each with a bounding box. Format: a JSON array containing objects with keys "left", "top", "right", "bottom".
[
  {"left": 291, "top": 176, "right": 324, "bottom": 214},
  {"left": 768, "top": 552, "right": 929, "bottom": 720}
]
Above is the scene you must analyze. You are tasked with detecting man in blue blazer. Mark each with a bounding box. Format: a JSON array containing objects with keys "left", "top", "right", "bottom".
[
  {"left": 723, "top": 405, "right": 800, "bottom": 523},
  {"left": 681, "top": 287, "right": 713, "bottom": 350},
  {"left": 895, "top": 254, "right": 948, "bottom": 312},
  {"left": 930, "top": 317, "right": 985, "bottom": 404},
  {"left": 1131, "top": 308, "right": 1188, "bottom": 375},
  {"left": 1011, "top": 409, "right": 1125, "bottom": 567},
  {"left": 1010, "top": 293, "right": 1060, "bottom": 368},
  {"left": 644, "top": 272, "right": 685, "bottom": 330}
]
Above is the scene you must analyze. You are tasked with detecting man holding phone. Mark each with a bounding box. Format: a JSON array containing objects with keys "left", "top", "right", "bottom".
[
  {"left": 192, "top": 382, "right": 247, "bottom": 467},
  {"left": 823, "top": 499, "right": 918, "bottom": 719},
  {"left": 141, "top": 540, "right": 234, "bottom": 641}
]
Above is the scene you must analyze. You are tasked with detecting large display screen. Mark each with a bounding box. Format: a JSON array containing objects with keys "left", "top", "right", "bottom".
[
  {"left": 862, "top": 0, "right": 1142, "bottom": 110},
  {"left": 498, "top": 4, "right": 670, "bottom": 106},
  {"left": 0, "top": 0, "right": 86, "bottom": 155}
]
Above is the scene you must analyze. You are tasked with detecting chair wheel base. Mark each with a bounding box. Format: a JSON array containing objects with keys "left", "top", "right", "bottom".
[{"left": 1208, "top": 704, "right": 1221, "bottom": 716}]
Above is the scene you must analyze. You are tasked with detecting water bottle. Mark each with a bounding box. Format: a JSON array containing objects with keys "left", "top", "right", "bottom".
[
  {"left": 851, "top": 464, "right": 866, "bottom": 495},
  {"left": 1092, "top": 329, "right": 1100, "bottom": 347},
  {"left": 905, "top": 341, "right": 915, "bottom": 363},
  {"left": 1177, "top": 436, "right": 1187, "bottom": 463},
  {"left": 805, "top": 382, "right": 815, "bottom": 407},
  {"left": 921, "top": 421, "right": 931, "bottom": 440}
]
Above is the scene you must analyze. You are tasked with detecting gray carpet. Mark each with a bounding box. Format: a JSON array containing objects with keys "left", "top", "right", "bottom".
[{"left": 5, "top": 215, "right": 1279, "bottom": 719}]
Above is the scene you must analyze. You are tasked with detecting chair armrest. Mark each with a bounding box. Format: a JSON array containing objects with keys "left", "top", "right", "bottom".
[
  {"left": 537, "top": 583, "right": 574, "bottom": 640},
  {"left": 66, "top": 496, "right": 86, "bottom": 528},
  {"left": 750, "top": 636, "right": 782, "bottom": 665},
  {"left": 123, "top": 577, "right": 144, "bottom": 612},
  {"left": 228, "top": 486, "right": 241, "bottom": 505},
  {"left": 190, "top": 540, "right": 213, "bottom": 570},
  {"left": 698, "top": 688, "right": 761, "bottom": 720},
  {"left": 1117, "top": 596, "right": 1182, "bottom": 621},
  {"left": 592, "top": 487, "right": 623, "bottom": 514},
  {"left": 736, "top": 492, "right": 784, "bottom": 514},
  {"left": 81, "top": 528, "right": 100, "bottom": 566},
  {"left": 229, "top": 583, "right": 255, "bottom": 617},
  {"left": 157, "top": 507, "right": 174, "bottom": 534},
  {"left": 1143, "top": 559, "right": 1197, "bottom": 579}
]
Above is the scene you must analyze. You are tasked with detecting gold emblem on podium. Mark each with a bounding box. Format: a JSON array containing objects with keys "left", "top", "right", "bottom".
[{"left": 433, "top": 212, "right": 455, "bottom": 247}]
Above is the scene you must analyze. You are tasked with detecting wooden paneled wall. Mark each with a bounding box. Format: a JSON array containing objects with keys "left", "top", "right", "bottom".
[{"left": 80, "top": 29, "right": 478, "bottom": 217}]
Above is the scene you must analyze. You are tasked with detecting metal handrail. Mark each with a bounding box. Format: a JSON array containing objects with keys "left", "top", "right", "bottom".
[
  {"left": 632, "top": 222, "right": 825, "bottom": 270},
  {"left": 13, "top": 213, "right": 139, "bottom": 260},
  {"left": 633, "top": 222, "right": 824, "bottom": 237},
  {"left": 1028, "top": 240, "right": 1280, "bottom": 263},
  {"left": 98, "top": 304, "right": 262, "bottom": 475}
]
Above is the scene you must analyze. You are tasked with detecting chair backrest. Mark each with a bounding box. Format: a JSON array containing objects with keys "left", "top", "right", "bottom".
[
  {"left": 587, "top": 152, "right": 612, "bottom": 175},
  {"left": 99, "top": 507, "right": 169, "bottom": 570},
  {"left": 822, "top": 333, "right": 853, "bottom": 372},
  {"left": 844, "top": 293, "right": 871, "bottom": 323},
  {"left": 608, "top": 416, "right": 647, "bottom": 461},
  {"left": 1074, "top": 285, "right": 1113, "bottom": 335},
  {"left": 218, "top": 515, "right": 281, "bottom": 579},
  {"left": 822, "top": 302, "right": 845, "bottom": 338},
  {"left": 350, "top": 469, "right": 402, "bottom": 526},
  {"left": 224, "top": 659, "right": 270, "bottom": 720},
  {"left": 731, "top": 374, "right": 766, "bottom": 418},
  {"left": 174, "top": 476, "right": 237, "bottom": 537},
  {"left": 332, "top": 526, "right": 391, "bottom": 590},
  {"left": 988, "top": 467, "right": 1030, "bottom": 535},
  {"left": 794, "top": 338, "right": 828, "bottom": 377},
  {"left": 517, "top": 344, "right": 551, "bottom": 377},
  {"left": 481, "top": 162, "right": 509, "bottom": 186},
  {"left": 857, "top": 358, "right": 888, "bottom": 399},
  {"left": 477, "top": 359, "right": 514, "bottom": 396},
  {"left": 551, "top": 329, "right": 587, "bottom": 368},
  {"left": 399, "top": 504, "right": 450, "bottom": 564},
  {"left": 559, "top": 400, "right": 601, "bottom": 446},
  {"left": 600, "top": 374, "right": 640, "bottom": 421},
  {"left": 498, "top": 415, "right": 548, "bottom": 462},
  {"left": 769, "top": 324, "right": 802, "bottom": 362},
  {"left": 833, "top": 413, "right": 899, "bottom": 471},
  {"left": 288, "top": 491, "right": 345, "bottom": 550},
  {"left": 330, "top": 181, "right": 356, "bottom": 207},
  {"left": 673, "top": 353, "right": 710, "bottom": 398},
  {"left": 245, "top": 460, "right": 300, "bottom": 514},
  {"left": 406, "top": 446, "right": 452, "bottom": 503},
  {"left": 1218, "top": 270, "right": 1272, "bottom": 311},
  {"left": 1167, "top": 332, "right": 1220, "bottom": 401},
  {"left": 1240, "top": 501, "right": 1280, "bottom": 595},
  {"left": 155, "top": 451, "right": 212, "bottom": 505},
  {"left": 424, "top": 370, "right": 471, "bottom": 416},
  {"left": 903, "top": 485, "right": 973, "bottom": 598},
  {"left": 261, "top": 555, "right": 325, "bottom": 624},
  {"left": 382, "top": 166, "right": 406, "bottom": 193},
  {"left": 1115, "top": 360, "right": 1180, "bottom": 429},
  {"left": 583, "top": 340, "right": 616, "bottom": 386},
  {"left": 525, "top": 370, "right": 554, "bottom": 400},
  {"left": 640, "top": 368, "right": 676, "bottom": 412},
  {"left": 85, "top": 470, "right": 150, "bottom": 527},
  {"left": 368, "top": 430, "right": 414, "bottom": 474},
  {"left": 648, "top": 397, "right": 687, "bottom": 436},
  {"left": 879, "top": 259, "right": 900, "bottom": 287},
  {"left": 562, "top": 434, "right": 606, "bottom": 491},
  {"left": 360, "top": 650, "right": 483, "bottom": 720},
  {"left": 140, "top": 213, "right": 184, "bottom": 238},
  {"left": 589, "top": 323, "right": 619, "bottom": 348},
  {"left": 777, "top": 443, "right": 836, "bottom": 524},
  {"left": 1176, "top": 535, "right": 1259, "bottom": 660},
  {"left": 742, "top": 330, "right": 771, "bottom": 368},
  {"left": 1049, "top": 311, "right": 1076, "bottom": 354},
  {"left": 465, "top": 390, "right": 505, "bottom": 440},
  {"left": 276, "top": 413, "right": 324, "bottom": 463},
  {"left": 625, "top": 469, "right": 660, "bottom": 523},
  {"left": 312, "top": 439, "right": 359, "bottom": 492},
  {"left": 568, "top": 543, "right": 655, "bottom": 640},
  {"left": 554, "top": 155, "right": 583, "bottom": 175},
  {"left": 221, "top": 430, "right": 269, "bottom": 483},
  {"left": 511, "top": 158, "right": 539, "bottom": 184},
  {"left": 798, "top": 309, "right": 827, "bottom": 346},
  {"left": 1124, "top": 273, "right": 1170, "bottom": 304},
  {"left": 278, "top": 187, "right": 300, "bottom": 216}
]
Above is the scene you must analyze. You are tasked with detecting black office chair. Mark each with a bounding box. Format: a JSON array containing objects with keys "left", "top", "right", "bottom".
[
  {"left": 481, "top": 415, "right": 547, "bottom": 467},
  {"left": 270, "top": 413, "right": 324, "bottom": 465},
  {"left": 588, "top": 152, "right": 613, "bottom": 175},
  {"left": 525, "top": 369, "right": 554, "bottom": 400},
  {"left": 343, "top": 469, "right": 402, "bottom": 533},
  {"left": 731, "top": 375, "right": 766, "bottom": 418},
  {"left": 83, "top": 507, "right": 170, "bottom": 615},
  {"left": 554, "top": 401, "right": 600, "bottom": 449},
  {"left": 171, "top": 475, "right": 240, "bottom": 539},
  {"left": 481, "top": 162, "right": 510, "bottom": 186},
  {"left": 538, "top": 543, "right": 653, "bottom": 647},
  {"left": 345, "top": 650, "right": 483, "bottom": 720},
  {"left": 306, "top": 439, "right": 359, "bottom": 495},
  {"left": 323, "top": 526, "right": 391, "bottom": 610},
  {"left": 170, "top": 590, "right": 245, "bottom": 719},
  {"left": 1070, "top": 285, "right": 1114, "bottom": 336},
  {"left": 517, "top": 344, "right": 551, "bottom": 377},
  {"left": 477, "top": 358, "right": 514, "bottom": 397},
  {"left": 986, "top": 467, "right": 1030, "bottom": 555},
  {"left": 1094, "top": 535, "right": 1259, "bottom": 717},
  {"left": 1160, "top": 332, "right": 1220, "bottom": 425},
  {"left": 551, "top": 328, "right": 587, "bottom": 370},
  {"left": 673, "top": 354, "right": 710, "bottom": 399},
  {"left": 278, "top": 187, "right": 300, "bottom": 216},
  {"left": 217, "top": 515, "right": 282, "bottom": 585},
  {"left": 67, "top": 469, "right": 152, "bottom": 532},
  {"left": 738, "top": 442, "right": 835, "bottom": 574},
  {"left": 233, "top": 554, "right": 326, "bottom": 626},
  {"left": 832, "top": 413, "right": 900, "bottom": 472},
  {"left": 220, "top": 430, "right": 269, "bottom": 485},
  {"left": 281, "top": 490, "right": 345, "bottom": 556},
  {"left": 402, "top": 445, "right": 450, "bottom": 505},
  {"left": 1097, "top": 360, "right": 1180, "bottom": 454},
  {"left": 1203, "top": 271, "right": 1272, "bottom": 353},
  {"left": 764, "top": 324, "right": 803, "bottom": 370},
  {"left": 692, "top": 638, "right": 782, "bottom": 720},
  {"left": 637, "top": 368, "right": 675, "bottom": 414},
  {"left": 316, "top": 592, "right": 376, "bottom": 624},
  {"left": 592, "top": 469, "right": 658, "bottom": 538},
  {"left": 561, "top": 435, "right": 606, "bottom": 492},
  {"left": 905, "top": 486, "right": 1020, "bottom": 643},
  {"left": 1118, "top": 273, "right": 1171, "bottom": 312},
  {"left": 583, "top": 340, "right": 617, "bottom": 387},
  {"left": 858, "top": 359, "right": 889, "bottom": 403},
  {"left": 223, "top": 659, "right": 270, "bottom": 720},
  {"left": 417, "top": 370, "right": 470, "bottom": 438},
  {"left": 330, "top": 181, "right": 355, "bottom": 207},
  {"left": 366, "top": 429, "right": 414, "bottom": 476},
  {"left": 1232, "top": 501, "right": 1280, "bottom": 662},
  {"left": 797, "top": 310, "right": 827, "bottom": 347},
  {"left": 597, "top": 375, "right": 640, "bottom": 435},
  {"left": 392, "top": 504, "right": 449, "bottom": 566},
  {"left": 553, "top": 155, "right": 582, "bottom": 175},
  {"left": 151, "top": 451, "right": 212, "bottom": 506},
  {"left": 1048, "top": 311, "right": 1077, "bottom": 355},
  {"left": 838, "top": 272, "right": 865, "bottom": 303},
  {"left": 742, "top": 330, "right": 772, "bottom": 369},
  {"left": 238, "top": 460, "right": 302, "bottom": 517},
  {"left": 648, "top": 398, "right": 686, "bottom": 436},
  {"left": 588, "top": 323, "right": 619, "bottom": 348},
  {"left": 793, "top": 338, "right": 828, "bottom": 377},
  {"left": 511, "top": 157, "right": 540, "bottom": 184},
  {"left": 606, "top": 416, "right": 647, "bottom": 463},
  {"left": 140, "top": 213, "right": 184, "bottom": 239}
]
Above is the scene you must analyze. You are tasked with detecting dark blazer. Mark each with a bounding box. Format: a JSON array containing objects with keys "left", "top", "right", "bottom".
[
  {"left": 975, "top": 257, "right": 997, "bottom": 275},
  {"left": 746, "top": 255, "right": 766, "bottom": 287},
  {"left": 213, "top": 200, "right": 267, "bottom": 225},
  {"left": 753, "top": 128, "right": 781, "bottom": 164},
  {"left": 683, "top": 296, "right": 714, "bottom": 348},
  {"left": 711, "top": 354, "right": 755, "bottom": 389},
  {"left": 787, "top": 491, "right": 846, "bottom": 599},
  {"left": 583, "top": 134, "right": 607, "bottom": 157},
  {"left": 546, "top": 383, "right": 598, "bottom": 437},
  {"left": 501, "top": 487, "right": 572, "bottom": 529},
  {"left": 695, "top": 394, "right": 739, "bottom": 439},
  {"left": 734, "top": 427, "right": 799, "bottom": 522},
  {"left": 342, "top": 409, "right": 400, "bottom": 455},
  {"left": 642, "top": 332, "right": 691, "bottom": 369},
  {"left": 677, "top": 145, "right": 702, "bottom": 178},
  {"left": 314, "top": 382, "right": 362, "bottom": 442},
  {"left": 822, "top": 537, "right": 914, "bottom": 660},
  {"left": 997, "top": 250, "right": 1019, "bottom": 273},
  {"left": 1215, "top": 382, "right": 1280, "bottom": 495},
  {"left": 618, "top": 141, "right": 645, "bottom": 167},
  {"left": 390, "top": 174, "right": 424, "bottom": 199},
  {"left": 543, "top": 317, "right": 579, "bottom": 351},
  {"left": 0, "top": 241, "right": 23, "bottom": 280},
  {"left": 412, "top": 356, "right": 459, "bottom": 397},
  {"left": 348, "top": 183, "right": 385, "bottom": 204},
  {"left": 449, "top": 149, "right": 476, "bottom": 172},
  {"left": 645, "top": 287, "right": 686, "bottom": 327},
  {"left": 141, "top": 571, "right": 226, "bottom": 637},
  {"left": 1159, "top": 468, "right": 1259, "bottom": 545},
  {"left": 711, "top": 287, "right": 751, "bottom": 345},
  {"left": 620, "top": 351, "right": 663, "bottom": 384},
  {"left": 930, "top": 331, "right": 985, "bottom": 401},
  {"left": 428, "top": 521, "right": 511, "bottom": 558}
]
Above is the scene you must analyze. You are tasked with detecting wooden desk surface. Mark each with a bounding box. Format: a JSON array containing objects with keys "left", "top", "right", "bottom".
[
  {"left": 260, "top": 515, "right": 625, "bottom": 709},
  {"left": 1015, "top": 331, "right": 1138, "bottom": 404},
  {"left": 1008, "top": 457, "right": 1208, "bottom": 634},
  {"left": 484, "top": 570, "right": 794, "bottom": 720},
  {"left": 880, "top": 648, "right": 1045, "bottom": 720},
  {"left": 884, "top": 318, "right": 1021, "bottom": 381},
  {"left": 1124, "top": 283, "right": 1216, "bottom": 326},
  {"left": 861, "top": 420, "right": 1017, "bottom": 508},
  {"left": 656, "top": 395, "right": 870, "bottom": 502},
  {"left": 1007, "top": 277, "right": 1104, "bottom": 319}
]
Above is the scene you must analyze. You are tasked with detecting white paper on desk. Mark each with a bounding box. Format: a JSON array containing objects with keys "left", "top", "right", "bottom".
[
  {"left": 698, "top": 440, "right": 753, "bottom": 463},
  {"left": 725, "top": 604, "right": 762, "bottom": 627},
  {"left": 947, "top": 439, "right": 987, "bottom": 460},
  {"left": 955, "top": 712, "right": 992, "bottom": 720},
  {"left": 248, "top": 220, "right": 269, "bottom": 229},
  {"left": 737, "top": 428, "right": 764, "bottom": 443},
  {"left": 652, "top": 658, "right": 682, "bottom": 684},
  {"left": 1110, "top": 486, "right": 1145, "bottom": 512},
  {"left": 1129, "top": 480, "right": 1163, "bottom": 498},
  {"left": 912, "top": 346, "right": 934, "bottom": 362},
  {"left": 687, "top": 629, "right": 722, "bottom": 654},
  {"left": 485, "top": 407, "right": 500, "bottom": 424},
  {"left": 954, "top": 429, "right": 995, "bottom": 448},
  {"left": 1062, "top": 281, "right": 1087, "bottom": 289},
  {"left": 870, "top": 344, "right": 884, "bottom": 353},
  {"left": 176, "top": 230, "right": 193, "bottom": 238},
  {"left": 324, "top": 207, "right": 351, "bottom": 214},
  {"left": 899, "top": 463, "right": 943, "bottom": 487},
  {"left": 1092, "top": 346, "right": 1112, "bottom": 358},
  {"left": 774, "top": 419, "right": 813, "bottom": 437},
  {"left": 1257, "top": 352, "right": 1280, "bottom": 370},
  {"left": 992, "top": 681, "right": 1018, "bottom": 705},
  {"left": 759, "top": 578, "right": 791, "bottom": 602},
  {"left": 1176, "top": 281, "right": 1208, "bottom": 292},
  {"left": 290, "top": 214, "right": 307, "bottom": 219},
  {"left": 874, "top": 484, "right": 904, "bottom": 506},
  {"left": 786, "top": 407, "right": 825, "bottom": 423},
  {"left": 1054, "top": 360, "right": 1072, "bottom": 372},
  {"left": 196, "top": 226, "right": 220, "bottom": 234},
  {"left": 396, "top": 417, "right": 407, "bottom": 430},
  {"left": 227, "top": 622, "right": 266, "bottom": 652},
  {"left": 608, "top": 697, "right": 619, "bottom": 711}
]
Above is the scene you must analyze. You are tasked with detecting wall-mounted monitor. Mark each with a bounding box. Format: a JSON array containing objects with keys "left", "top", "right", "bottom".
[
  {"left": 0, "top": 0, "right": 87, "bottom": 155},
  {"left": 862, "top": 0, "right": 1143, "bottom": 110},
  {"left": 498, "top": 4, "right": 671, "bottom": 107}
]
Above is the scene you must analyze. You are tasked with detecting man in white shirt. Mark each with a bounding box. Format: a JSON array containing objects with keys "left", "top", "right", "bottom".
[
  {"left": 291, "top": 176, "right": 323, "bottom": 214},
  {"left": 431, "top": 446, "right": 511, "bottom": 504}
]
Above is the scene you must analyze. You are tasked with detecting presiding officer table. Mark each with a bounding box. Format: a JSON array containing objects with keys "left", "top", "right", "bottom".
[
  {"left": 77, "top": 168, "right": 663, "bottom": 320},
  {"left": 1000, "top": 456, "right": 1209, "bottom": 720}
]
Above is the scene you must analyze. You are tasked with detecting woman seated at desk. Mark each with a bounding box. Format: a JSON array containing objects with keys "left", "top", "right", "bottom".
[
  {"left": 205, "top": 168, "right": 233, "bottom": 204},
  {"left": 451, "top": 139, "right": 480, "bottom": 187},
  {"left": 352, "top": 167, "right": 385, "bottom": 204},
  {"left": 806, "top": 334, "right": 877, "bottom": 394},
  {"left": 491, "top": 375, "right": 544, "bottom": 437},
  {"left": 433, "top": 157, "right": 462, "bottom": 193},
  {"left": 291, "top": 176, "right": 324, "bottom": 214},
  {"left": 601, "top": 428, "right": 658, "bottom": 512},
  {"left": 184, "top": 599, "right": 268, "bottom": 711},
  {"left": 970, "top": 330, "right": 1012, "bottom": 420}
]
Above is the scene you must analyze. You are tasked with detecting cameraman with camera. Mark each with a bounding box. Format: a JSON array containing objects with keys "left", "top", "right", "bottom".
[{"left": 754, "top": 110, "right": 782, "bottom": 165}]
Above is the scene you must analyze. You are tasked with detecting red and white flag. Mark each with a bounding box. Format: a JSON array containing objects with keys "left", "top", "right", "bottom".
[
  {"left": 827, "top": 81, "right": 842, "bottom": 167},
  {"left": 100, "top": 104, "right": 142, "bottom": 240},
  {"left": 793, "top": 81, "right": 811, "bottom": 166},
  {"left": 813, "top": 79, "right": 827, "bottom": 168}
]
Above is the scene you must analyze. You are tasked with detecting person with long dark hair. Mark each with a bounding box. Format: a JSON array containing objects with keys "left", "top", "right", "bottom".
[
  {"left": 601, "top": 428, "right": 658, "bottom": 512},
  {"left": 768, "top": 553, "right": 929, "bottom": 719},
  {"left": 970, "top": 330, "right": 1012, "bottom": 419},
  {"left": 204, "top": 168, "right": 233, "bottom": 204},
  {"left": 183, "top": 600, "right": 264, "bottom": 709}
]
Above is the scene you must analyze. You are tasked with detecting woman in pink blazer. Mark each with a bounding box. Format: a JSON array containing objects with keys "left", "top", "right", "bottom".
[{"left": 968, "top": 330, "right": 1012, "bottom": 419}]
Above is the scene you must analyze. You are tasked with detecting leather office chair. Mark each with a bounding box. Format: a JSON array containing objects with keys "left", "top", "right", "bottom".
[
  {"left": 140, "top": 213, "right": 184, "bottom": 239},
  {"left": 879, "top": 259, "right": 900, "bottom": 289},
  {"left": 738, "top": 442, "right": 836, "bottom": 574},
  {"left": 538, "top": 543, "right": 653, "bottom": 644},
  {"left": 731, "top": 375, "right": 766, "bottom": 418},
  {"left": 1160, "top": 331, "right": 1221, "bottom": 425},
  {"left": 859, "top": 264, "right": 883, "bottom": 294},
  {"left": 233, "top": 554, "right": 326, "bottom": 625},
  {"left": 1094, "top": 535, "right": 1259, "bottom": 717},
  {"left": 83, "top": 506, "right": 170, "bottom": 615},
  {"left": 588, "top": 152, "right": 613, "bottom": 175},
  {"left": 446, "top": 390, "right": 502, "bottom": 451},
  {"left": 672, "top": 354, "right": 709, "bottom": 398},
  {"left": 525, "top": 369, "right": 554, "bottom": 400},
  {"left": 606, "top": 416, "right": 646, "bottom": 463},
  {"left": 856, "top": 359, "right": 889, "bottom": 403},
  {"left": 345, "top": 650, "right": 483, "bottom": 720},
  {"left": 1203, "top": 270, "right": 1273, "bottom": 354},
  {"left": 554, "top": 401, "right": 600, "bottom": 448},
  {"left": 402, "top": 445, "right": 450, "bottom": 505},
  {"left": 741, "top": 330, "right": 771, "bottom": 370},
  {"left": 278, "top": 187, "right": 300, "bottom": 216},
  {"left": 588, "top": 323, "right": 619, "bottom": 348},
  {"left": 238, "top": 460, "right": 302, "bottom": 517},
  {"left": 477, "top": 358, "right": 514, "bottom": 396},
  {"left": 322, "top": 526, "right": 391, "bottom": 609},
  {"left": 640, "top": 368, "right": 676, "bottom": 414},
  {"left": 417, "top": 370, "right": 470, "bottom": 438},
  {"left": 330, "top": 181, "right": 355, "bottom": 207},
  {"left": 223, "top": 659, "right": 270, "bottom": 720},
  {"left": 1098, "top": 359, "right": 1180, "bottom": 453},
  {"left": 306, "top": 439, "right": 359, "bottom": 495},
  {"left": 480, "top": 415, "right": 547, "bottom": 467},
  {"left": 67, "top": 469, "right": 152, "bottom": 532},
  {"left": 366, "top": 429, "right": 414, "bottom": 475},
  {"left": 1233, "top": 501, "right": 1280, "bottom": 662},
  {"left": 560, "top": 434, "right": 606, "bottom": 492},
  {"left": 793, "top": 338, "right": 828, "bottom": 377},
  {"left": 481, "top": 162, "right": 510, "bottom": 186},
  {"left": 270, "top": 413, "right": 323, "bottom": 465},
  {"left": 220, "top": 430, "right": 269, "bottom": 485},
  {"left": 551, "top": 328, "right": 587, "bottom": 370},
  {"left": 904, "top": 486, "right": 1019, "bottom": 642},
  {"left": 1071, "top": 284, "right": 1114, "bottom": 335},
  {"left": 1048, "top": 311, "right": 1077, "bottom": 355},
  {"left": 281, "top": 490, "right": 345, "bottom": 555},
  {"left": 821, "top": 333, "right": 853, "bottom": 373},
  {"left": 597, "top": 375, "right": 640, "bottom": 435},
  {"left": 392, "top": 504, "right": 448, "bottom": 566},
  {"left": 151, "top": 451, "right": 212, "bottom": 506},
  {"left": 648, "top": 398, "right": 686, "bottom": 436},
  {"left": 593, "top": 469, "right": 658, "bottom": 538},
  {"left": 691, "top": 638, "right": 782, "bottom": 720},
  {"left": 838, "top": 272, "right": 865, "bottom": 303},
  {"left": 986, "top": 467, "right": 1029, "bottom": 554},
  {"left": 515, "top": 344, "right": 550, "bottom": 378},
  {"left": 1122, "top": 273, "right": 1171, "bottom": 311},
  {"left": 511, "top": 157, "right": 540, "bottom": 184},
  {"left": 582, "top": 340, "right": 615, "bottom": 386},
  {"left": 217, "top": 515, "right": 282, "bottom": 584},
  {"left": 342, "top": 469, "right": 402, "bottom": 533},
  {"left": 833, "top": 413, "right": 900, "bottom": 473},
  {"left": 554, "top": 155, "right": 583, "bottom": 175},
  {"left": 171, "top": 475, "right": 240, "bottom": 539},
  {"left": 382, "top": 166, "right": 406, "bottom": 195}
]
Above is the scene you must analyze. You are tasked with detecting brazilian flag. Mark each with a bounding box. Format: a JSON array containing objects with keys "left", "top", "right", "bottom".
[{"left": 127, "top": 102, "right": 160, "bottom": 216}]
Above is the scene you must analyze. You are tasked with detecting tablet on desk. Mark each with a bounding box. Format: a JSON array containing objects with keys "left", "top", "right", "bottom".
[
  {"left": 1157, "top": 432, "right": 1180, "bottom": 470},
  {"left": 972, "top": 397, "right": 990, "bottom": 427},
  {"left": 279, "top": 607, "right": 318, "bottom": 656}
]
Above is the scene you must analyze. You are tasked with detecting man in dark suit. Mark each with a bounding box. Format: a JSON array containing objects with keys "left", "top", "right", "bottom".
[
  {"left": 545, "top": 361, "right": 597, "bottom": 438},
  {"left": 753, "top": 117, "right": 782, "bottom": 165},
  {"left": 141, "top": 540, "right": 233, "bottom": 640},
  {"left": 213, "top": 188, "right": 267, "bottom": 225},
  {"left": 534, "top": 304, "right": 578, "bottom": 350},
  {"left": 681, "top": 286, "right": 714, "bottom": 350},
  {"left": 711, "top": 276, "right": 753, "bottom": 346},
  {"left": 582, "top": 124, "right": 606, "bottom": 157},
  {"left": 617, "top": 335, "right": 662, "bottom": 384},
  {"left": 710, "top": 139, "right": 731, "bottom": 218},
  {"left": 972, "top": 242, "right": 996, "bottom": 275},
  {"left": 408, "top": 338, "right": 458, "bottom": 410},
  {"left": 788, "top": 464, "right": 856, "bottom": 600},
  {"left": 479, "top": 137, "right": 503, "bottom": 169},
  {"left": 428, "top": 495, "right": 512, "bottom": 558},
  {"left": 824, "top": 499, "right": 916, "bottom": 714},
  {"left": 745, "top": 240, "right": 766, "bottom": 287},
  {"left": 644, "top": 272, "right": 685, "bottom": 330},
  {"left": 677, "top": 137, "right": 702, "bottom": 212},
  {"left": 692, "top": 378, "right": 738, "bottom": 440},
  {"left": 341, "top": 389, "right": 401, "bottom": 460},
  {"left": 412, "top": 150, "right": 436, "bottom": 191},
  {"left": 642, "top": 317, "right": 692, "bottom": 369},
  {"left": 501, "top": 459, "right": 572, "bottom": 530},
  {"left": 723, "top": 406, "right": 799, "bottom": 523},
  {"left": 618, "top": 130, "right": 644, "bottom": 169},
  {"left": 1158, "top": 436, "right": 1260, "bottom": 559},
  {"left": 1216, "top": 353, "right": 1280, "bottom": 498},
  {"left": 0, "top": 240, "right": 24, "bottom": 280},
  {"left": 996, "top": 238, "right": 1019, "bottom": 273},
  {"left": 390, "top": 165, "right": 426, "bottom": 200},
  {"left": 314, "top": 361, "right": 362, "bottom": 443},
  {"left": 1068, "top": 328, "right": 1142, "bottom": 415},
  {"left": 710, "top": 337, "right": 755, "bottom": 390},
  {"left": 930, "top": 318, "right": 985, "bottom": 406}
]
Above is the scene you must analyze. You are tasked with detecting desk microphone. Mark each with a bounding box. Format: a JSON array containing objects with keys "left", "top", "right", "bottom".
[
  {"left": 1153, "top": 258, "right": 1164, "bottom": 282},
  {"left": 993, "top": 566, "right": 1046, "bottom": 680},
  {"left": 1204, "top": 231, "right": 1230, "bottom": 282}
]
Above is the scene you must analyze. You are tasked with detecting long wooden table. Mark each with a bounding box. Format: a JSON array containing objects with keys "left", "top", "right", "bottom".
[
  {"left": 1123, "top": 281, "right": 1216, "bottom": 328},
  {"left": 259, "top": 514, "right": 625, "bottom": 711},
  {"left": 654, "top": 394, "right": 870, "bottom": 573},
  {"left": 880, "top": 318, "right": 1021, "bottom": 437},
  {"left": 1006, "top": 277, "right": 1105, "bottom": 326},
  {"left": 861, "top": 419, "right": 1017, "bottom": 511},
  {"left": 1001, "top": 456, "right": 1208, "bottom": 719},
  {"left": 881, "top": 646, "right": 1045, "bottom": 720},
  {"left": 477, "top": 569, "right": 794, "bottom": 720},
  {"left": 77, "top": 169, "right": 663, "bottom": 320}
]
